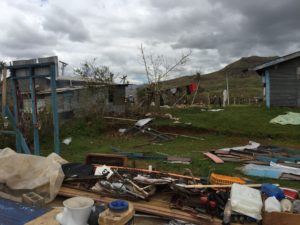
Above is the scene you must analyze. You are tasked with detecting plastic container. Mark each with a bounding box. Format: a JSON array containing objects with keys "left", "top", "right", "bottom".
[
  {"left": 280, "top": 199, "right": 293, "bottom": 212},
  {"left": 230, "top": 183, "right": 263, "bottom": 220},
  {"left": 264, "top": 197, "right": 281, "bottom": 212},
  {"left": 223, "top": 199, "right": 232, "bottom": 225},
  {"left": 98, "top": 200, "right": 134, "bottom": 225},
  {"left": 293, "top": 200, "right": 300, "bottom": 213}
]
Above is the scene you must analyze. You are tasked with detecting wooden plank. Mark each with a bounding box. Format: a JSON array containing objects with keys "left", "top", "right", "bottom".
[
  {"left": 25, "top": 208, "right": 61, "bottom": 225},
  {"left": 104, "top": 116, "right": 137, "bottom": 122},
  {"left": 100, "top": 165, "right": 201, "bottom": 181},
  {"left": 179, "top": 183, "right": 278, "bottom": 189},
  {"left": 220, "top": 157, "right": 245, "bottom": 162},
  {"left": 203, "top": 152, "right": 224, "bottom": 164},
  {"left": 58, "top": 186, "right": 220, "bottom": 225}
]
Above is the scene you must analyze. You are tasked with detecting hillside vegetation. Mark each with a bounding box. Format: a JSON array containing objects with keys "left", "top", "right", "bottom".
[{"left": 162, "top": 56, "right": 277, "bottom": 99}]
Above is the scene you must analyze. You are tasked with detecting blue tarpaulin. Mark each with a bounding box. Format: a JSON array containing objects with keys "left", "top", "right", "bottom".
[{"left": 0, "top": 197, "right": 49, "bottom": 225}]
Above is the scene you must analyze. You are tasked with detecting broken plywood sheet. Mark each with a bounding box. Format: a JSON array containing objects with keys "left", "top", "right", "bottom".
[{"left": 203, "top": 152, "right": 224, "bottom": 164}]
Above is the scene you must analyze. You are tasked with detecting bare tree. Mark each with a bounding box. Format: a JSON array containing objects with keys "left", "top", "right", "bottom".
[{"left": 140, "top": 44, "right": 192, "bottom": 109}]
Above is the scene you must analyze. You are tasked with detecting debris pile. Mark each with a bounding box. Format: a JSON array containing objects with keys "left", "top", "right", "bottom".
[
  {"left": 205, "top": 141, "right": 300, "bottom": 181},
  {"left": 270, "top": 112, "right": 300, "bottom": 125},
  {"left": 59, "top": 159, "right": 300, "bottom": 224}
]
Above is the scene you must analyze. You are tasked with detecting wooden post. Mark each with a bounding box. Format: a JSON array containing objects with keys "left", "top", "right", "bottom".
[
  {"left": 50, "top": 64, "right": 60, "bottom": 154},
  {"left": 226, "top": 73, "right": 230, "bottom": 105},
  {"left": 207, "top": 93, "right": 210, "bottom": 106},
  {"left": 191, "top": 79, "right": 201, "bottom": 105},
  {"left": 265, "top": 70, "right": 271, "bottom": 109}
]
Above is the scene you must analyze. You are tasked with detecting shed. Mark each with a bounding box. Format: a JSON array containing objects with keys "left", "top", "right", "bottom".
[{"left": 253, "top": 51, "right": 300, "bottom": 108}]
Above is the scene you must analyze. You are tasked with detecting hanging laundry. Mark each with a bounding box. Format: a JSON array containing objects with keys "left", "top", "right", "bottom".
[{"left": 188, "top": 83, "right": 197, "bottom": 93}]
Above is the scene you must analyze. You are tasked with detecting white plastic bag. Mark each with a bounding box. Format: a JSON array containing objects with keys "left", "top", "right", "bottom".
[
  {"left": 231, "top": 183, "right": 263, "bottom": 220},
  {"left": 265, "top": 197, "right": 281, "bottom": 212}
]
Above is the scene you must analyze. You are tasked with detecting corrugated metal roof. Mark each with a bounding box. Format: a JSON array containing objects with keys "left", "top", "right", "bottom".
[
  {"left": 56, "top": 76, "right": 85, "bottom": 81},
  {"left": 253, "top": 51, "right": 300, "bottom": 71}
]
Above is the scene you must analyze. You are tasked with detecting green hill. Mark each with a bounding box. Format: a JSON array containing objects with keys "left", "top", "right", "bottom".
[{"left": 162, "top": 56, "right": 277, "bottom": 100}]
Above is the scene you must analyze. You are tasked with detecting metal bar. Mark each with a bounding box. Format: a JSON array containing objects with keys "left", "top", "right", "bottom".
[
  {"left": 11, "top": 74, "right": 50, "bottom": 80},
  {"left": 29, "top": 68, "right": 40, "bottom": 155},
  {"left": 9, "top": 72, "right": 22, "bottom": 153},
  {"left": 50, "top": 64, "right": 60, "bottom": 154},
  {"left": 1, "top": 68, "right": 7, "bottom": 115},
  {"left": 265, "top": 70, "right": 271, "bottom": 109},
  {"left": 4, "top": 106, "right": 31, "bottom": 154},
  {"left": 0, "top": 130, "right": 16, "bottom": 135}
]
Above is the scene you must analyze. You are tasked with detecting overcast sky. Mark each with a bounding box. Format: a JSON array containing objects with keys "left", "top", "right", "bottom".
[{"left": 0, "top": 0, "right": 299, "bottom": 83}]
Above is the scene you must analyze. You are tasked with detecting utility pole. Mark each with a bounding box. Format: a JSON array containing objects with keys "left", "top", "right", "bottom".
[
  {"left": 226, "top": 73, "right": 230, "bottom": 105},
  {"left": 59, "top": 61, "right": 68, "bottom": 77}
]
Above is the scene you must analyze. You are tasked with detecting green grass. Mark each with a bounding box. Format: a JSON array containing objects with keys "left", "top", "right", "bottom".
[{"left": 155, "top": 105, "right": 300, "bottom": 141}]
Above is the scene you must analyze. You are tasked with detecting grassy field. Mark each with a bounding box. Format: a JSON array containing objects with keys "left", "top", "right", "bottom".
[
  {"left": 37, "top": 105, "right": 300, "bottom": 189},
  {"left": 156, "top": 105, "right": 300, "bottom": 141}
]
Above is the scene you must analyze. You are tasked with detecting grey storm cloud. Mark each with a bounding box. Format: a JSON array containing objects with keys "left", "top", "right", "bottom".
[
  {"left": 0, "top": 0, "right": 299, "bottom": 83},
  {"left": 170, "top": 0, "right": 300, "bottom": 57},
  {"left": 42, "top": 5, "right": 90, "bottom": 42}
]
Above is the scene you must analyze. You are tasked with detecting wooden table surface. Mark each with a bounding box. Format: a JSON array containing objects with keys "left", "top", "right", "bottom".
[{"left": 25, "top": 208, "right": 61, "bottom": 225}]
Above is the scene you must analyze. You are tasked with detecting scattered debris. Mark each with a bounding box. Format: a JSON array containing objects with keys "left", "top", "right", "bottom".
[
  {"left": 164, "top": 113, "right": 179, "bottom": 121},
  {"left": 167, "top": 156, "right": 192, "bottom": 164},
  {"left": 203, "top": 152, "right": 224, "bottom": 164},
  {"left": 104, "top": 117, "right": 137, "bottom": 122},
  {"left": 125, "top": 118, "right": 172, "bottom": 142},
  {"left": 111, "top": 146, "right": 166, "bottom": 160},
  {"left": 166, "top": 219, "right": 196, "bottom": 225},
  {"left": 231, "top": 183, "right": 263, "bottom": 220},
  {"left": 85, "top": 153, "right": 128, "bottom": 167},
  {"left": 161, "top": 132, "right": 203, "bottom": 140},
  {"left": 160, "top": 105, "right": 171, "bottom": 109},
  {"left": 118, "top": 128, "right": 127, "bottom": 134},
  {"left": 0, "top": 148, "right": 66, "bottom": 203},
  {"left": 209, "top": 172, "right": 246, "bottom": 185},
  {"left": 270, "top": 112, "right": 300, "bottom": 125},
  {"left": 241, "top": 162, "right": 300, "bottom": 180},
  {"left": 94, "top": 165, "right": 114, "bottom": 179},
  {"left": 135, "top": 118, "right": 154, "bottom": 127},
  {"left": 207, "top": 109, "right": 224, "bottom": 112},
  {"left": 133, "top": 175, "right": 175, "bottom": 185},
  {"left": 218, "top": 141, "right": 260, "bottom": 152},
  {"left": 62, "top": 137, "right": 72, "bottom": 145}
]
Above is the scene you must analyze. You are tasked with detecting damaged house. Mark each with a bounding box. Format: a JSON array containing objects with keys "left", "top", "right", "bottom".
[
  {"left": 139, "top": 82, "right": 198, "bottom": 107},
  {"left": 254, "top": 51, "right": 300, "bottom": 108},
  {"left": 1, "top": 57, "right": 128, "bottom": 119},
  {"left": 19, "top": 77, "right": 128, "bottom": 118}
]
